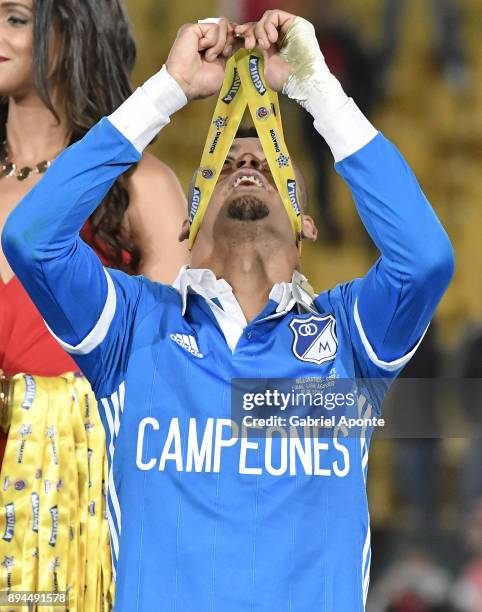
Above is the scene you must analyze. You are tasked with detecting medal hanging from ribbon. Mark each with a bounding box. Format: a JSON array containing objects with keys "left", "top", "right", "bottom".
[{"left": 188, "top": 49, "right": 303, "bottom": 250}]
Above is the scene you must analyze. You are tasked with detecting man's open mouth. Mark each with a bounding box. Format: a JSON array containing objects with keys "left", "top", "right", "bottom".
[
  {"left": 230, "top": 169, "right": 269, "bottom": 191},
  {"left": 233, "top": 175, "right": 264, "bottom": 188}
]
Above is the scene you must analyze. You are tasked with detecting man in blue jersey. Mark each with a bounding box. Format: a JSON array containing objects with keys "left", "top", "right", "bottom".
[{"left": 2, "top": 9, "right": 454, "bottom": 612}]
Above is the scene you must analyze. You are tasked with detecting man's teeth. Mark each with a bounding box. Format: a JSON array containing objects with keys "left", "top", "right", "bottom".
[{"left": 233, "top": 175, "right": 264, "bottom": 188}]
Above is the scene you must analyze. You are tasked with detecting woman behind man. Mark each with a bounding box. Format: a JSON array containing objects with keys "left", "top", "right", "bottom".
[{"left": 0, "top": 0, "right": 188, "bottom": 607}]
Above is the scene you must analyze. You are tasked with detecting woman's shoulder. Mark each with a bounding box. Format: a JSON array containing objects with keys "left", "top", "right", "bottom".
[
  {"left": 128, "top": 152, "right": 181, "bottom": 190},
  {"left": 123, "top": 151, "right": 189, "bottom": 282},
  {"left": 124, "top": 151, "right": 186, "bottom": 230}
]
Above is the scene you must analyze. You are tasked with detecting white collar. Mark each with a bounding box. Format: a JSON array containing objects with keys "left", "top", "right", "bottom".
[{"left": 172, "top": 265, "right": 318, "bottom": 319}]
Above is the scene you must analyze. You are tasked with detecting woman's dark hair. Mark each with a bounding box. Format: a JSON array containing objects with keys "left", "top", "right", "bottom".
[{"left": 0, "top": 0, "right": 140, "bottom": 272}]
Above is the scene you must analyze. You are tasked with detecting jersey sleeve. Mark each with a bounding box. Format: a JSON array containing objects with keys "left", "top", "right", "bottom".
[
  {"left": 2, "top": 67, "right": 187, "bottom": 397},
  {"left": 331, "top": 133, "right": 454, "bottom": 380},
  {"left": 1, "top": 119, "right": 146, "bottom": 397},
  {"left": 45, "top": 266, "right": 147, "bottom": 397}
]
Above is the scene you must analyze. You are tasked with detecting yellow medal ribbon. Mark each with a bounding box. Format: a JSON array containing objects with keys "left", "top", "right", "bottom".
[
  {"left": 188, "top": 49, "right": 303, "bottom": 250},
  {"left": 0, "top": 374, "right": 114, "bottom": 611}
]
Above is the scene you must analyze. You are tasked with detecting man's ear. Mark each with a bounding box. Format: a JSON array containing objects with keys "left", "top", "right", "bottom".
[
  {"left": 301, "top": 215, "right": 318, "bottom": 242},
  {"left": 179, "top": 219, "right": 190, "bottom": 242}
]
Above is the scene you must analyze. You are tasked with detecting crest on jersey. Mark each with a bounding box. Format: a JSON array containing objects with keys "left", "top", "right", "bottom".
[{"left": 289, "top": 315, "right": 338, "bottom": 365}]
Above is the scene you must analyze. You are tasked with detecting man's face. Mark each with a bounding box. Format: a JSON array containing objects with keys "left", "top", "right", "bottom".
[{"left": 190, "top": 137, "right": 297, "bottom": 248}]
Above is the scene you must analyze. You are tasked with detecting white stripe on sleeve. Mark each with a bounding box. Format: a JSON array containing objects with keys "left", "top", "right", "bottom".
[
  {"left": 354, "top": 298, "right": 429, "bottom": 372},
  {"left": 45, "top": 268, "right": 116, "bottom": 356}
]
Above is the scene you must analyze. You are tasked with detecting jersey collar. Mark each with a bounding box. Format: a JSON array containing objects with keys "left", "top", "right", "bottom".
[{"left": 172, "top": 265, "right": 318, "bottom": 319}]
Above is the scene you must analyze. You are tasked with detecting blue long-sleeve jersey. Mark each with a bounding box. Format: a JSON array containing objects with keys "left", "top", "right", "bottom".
[{"left": 2, "top": 117, "right": 453, "bottom": 611}]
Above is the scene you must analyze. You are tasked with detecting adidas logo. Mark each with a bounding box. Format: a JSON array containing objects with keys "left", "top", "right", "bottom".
[{"left": 170, "top": 333, "right": 204, "bottom": 359}]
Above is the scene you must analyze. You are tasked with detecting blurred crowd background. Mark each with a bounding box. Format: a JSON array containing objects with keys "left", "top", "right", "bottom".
[{"left": 124, "top": 0, "right": 481, "bottom": 610}]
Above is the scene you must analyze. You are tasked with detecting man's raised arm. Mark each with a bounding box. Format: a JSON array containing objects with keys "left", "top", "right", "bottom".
[
  {"left": 1, "top": 19, "right": 236, "bottom": 393},
  {"left": 247, "top": 11, "right": 454, "bottom": 373}
]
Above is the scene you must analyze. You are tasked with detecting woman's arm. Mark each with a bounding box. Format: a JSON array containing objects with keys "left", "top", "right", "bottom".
[{"left": 126, "top": 153, "right": 189, "bottom": 283}]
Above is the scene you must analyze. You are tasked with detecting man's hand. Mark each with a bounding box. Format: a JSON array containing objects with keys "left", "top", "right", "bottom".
[
  {"left": 234, "top": 10, "right": 297, "bottom": 92},
  {"left": 166, "top": 18, "right": 240, "bottom": 100}
]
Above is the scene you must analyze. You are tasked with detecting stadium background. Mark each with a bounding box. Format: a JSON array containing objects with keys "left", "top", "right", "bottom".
[{"left": 124, "top": 1, "right": 482, "bottom": 609}]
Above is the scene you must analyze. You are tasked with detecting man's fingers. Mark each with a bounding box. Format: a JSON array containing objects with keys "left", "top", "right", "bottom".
[
  {"left": 205, "top": 18, "right": 229, "bottom": 61},
  {"left": 198, "top": 25, "right": 218, "bottom": 51},
  {"left": 254, "top": 22, "right": 270, "bottom": 50},
  {"left": 234, "top": 22, "right": 257, "bottom": 50},
  {"left": 223, "top": 21, "right": 234, "bottom": 56},
  {"left": 264, "top": 10, "right": 296, "bottom": 37},
  {"left": 197, "top": 20, "right": 227, "bottom": 58},
  {"left": 234, "top": 23, "right": 252, "bottom": 35},
  {"left": 239, "top": 24, "right": 257, "bottom": 50},
  {"left": 237, "top": 10, "right": 295, "bottom": 50},
  {"left": 245, "top": 32, "right": 257, "bottom": 50},
  {"left": 222, "top": 23, "right": 241, "bottom": 57},
  {"left": 255, "top": 12, "right": 284, "bottom": 48},
  {"left": 198, "top": 20, "right": 242, "bottom": 59},
  {"left": 265, "top": 20, "right": 279, "bottom": 44}
]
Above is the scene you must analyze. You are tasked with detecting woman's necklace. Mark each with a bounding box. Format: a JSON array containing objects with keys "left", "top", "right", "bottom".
[{"left": 0, "top": 140, "right": 55, "bottom": 181}]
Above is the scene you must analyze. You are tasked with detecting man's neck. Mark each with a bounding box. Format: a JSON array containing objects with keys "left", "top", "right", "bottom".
[
  {"left": 191, "top": 238, "right": 299, "bottom": 322},
  {"left": 5, "top": 90, "right": 70, "bottom": 167}
]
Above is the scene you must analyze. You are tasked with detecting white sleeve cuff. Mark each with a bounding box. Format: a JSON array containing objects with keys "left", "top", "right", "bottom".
[
  {"left": 313, "top": 98, "right": 378, "bottom": 163},
  {"left": 45, "top": 269, "right": 117, "bottom": 356},
  {"left": 354, "top": 298, "right": 429, "bottom": 372},
  {"left": 108, "top": 65, "right": 187, "bottom": 153}
]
